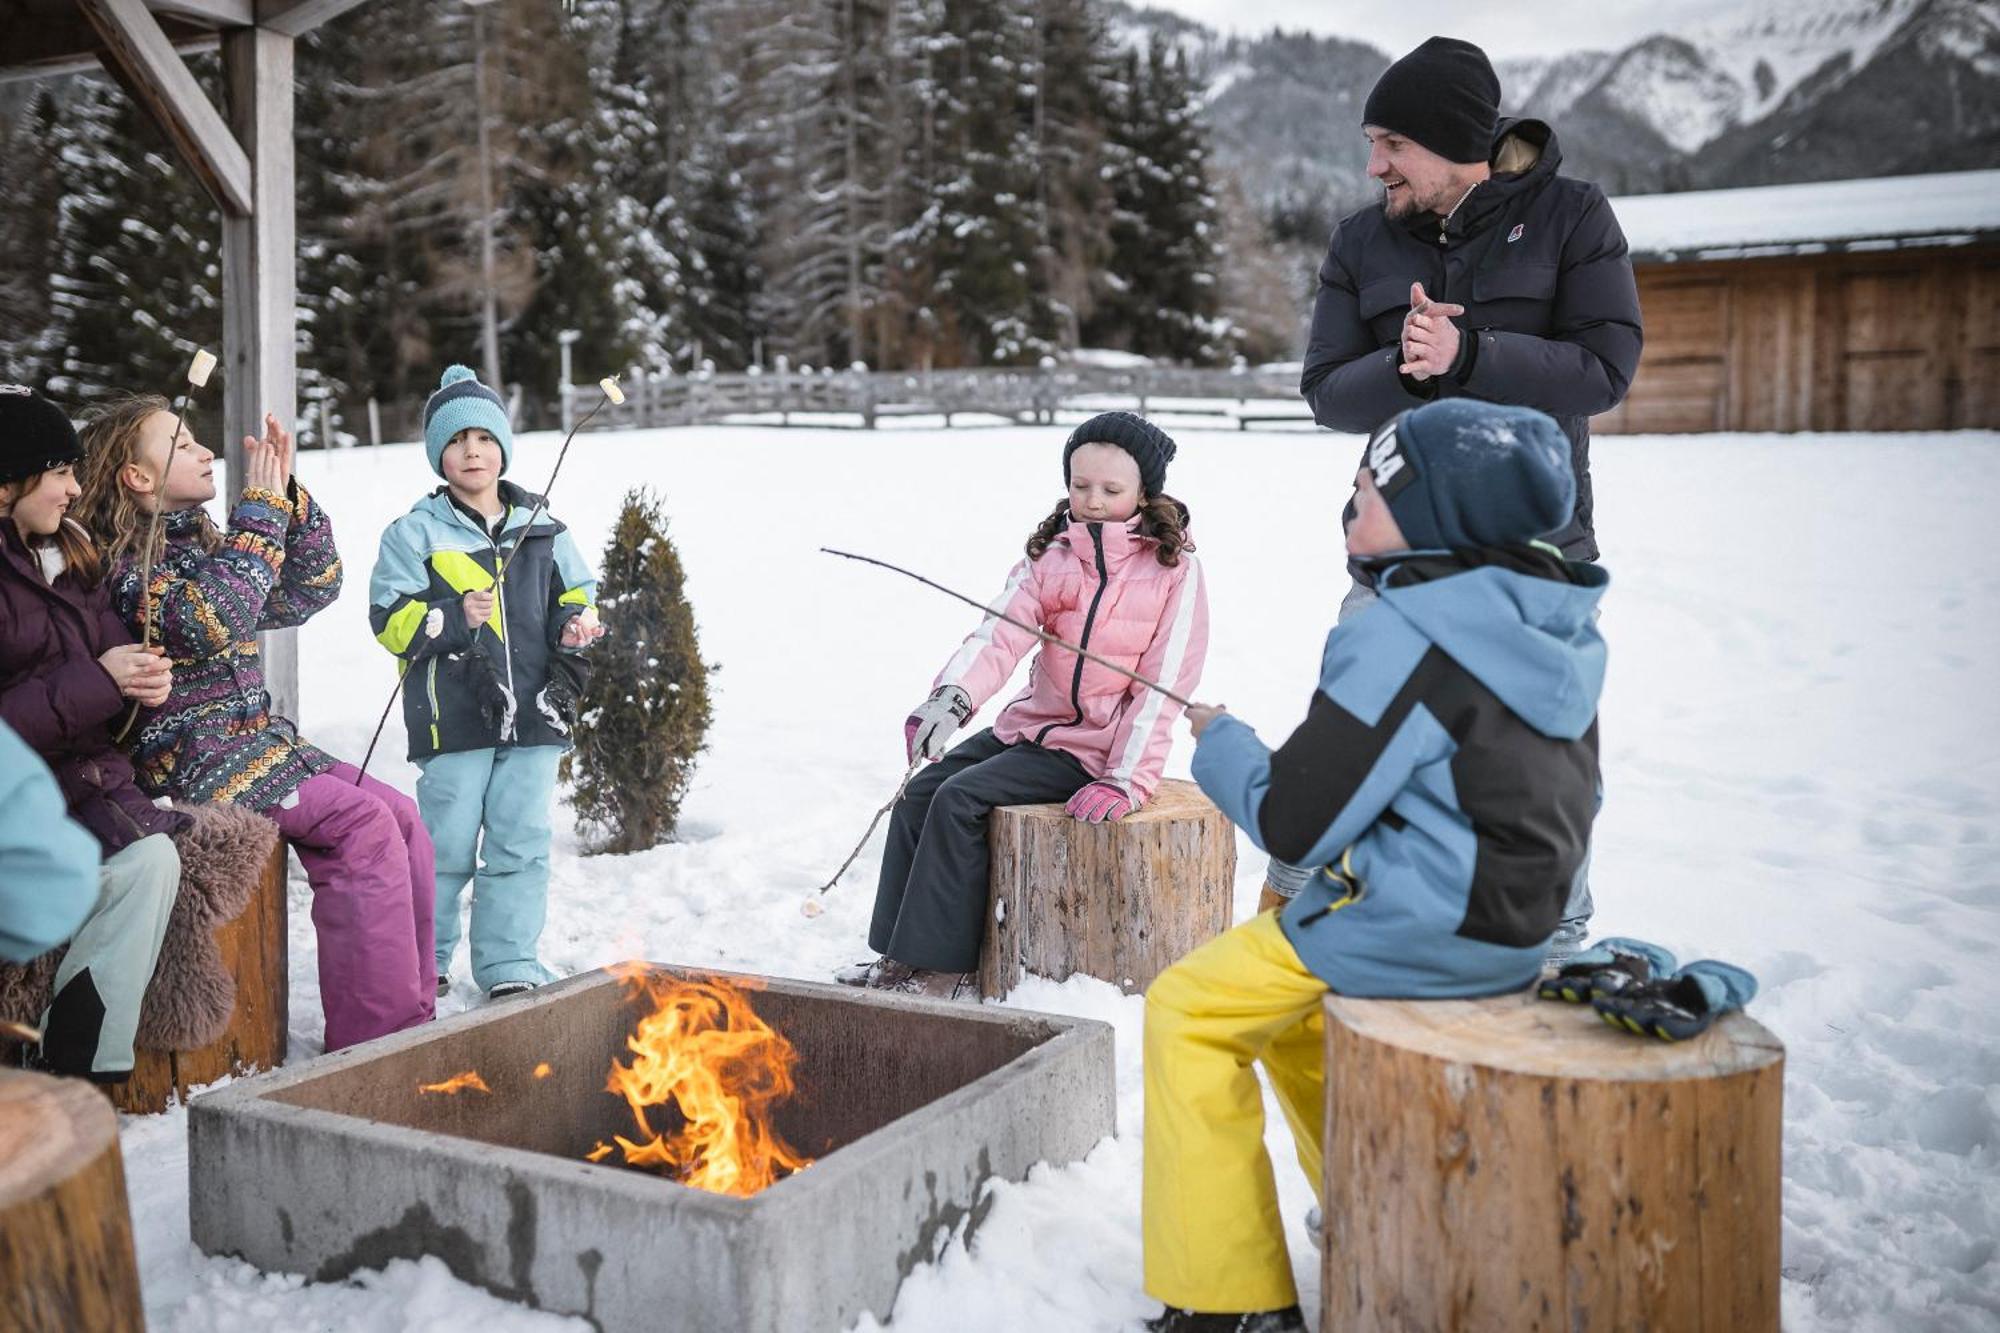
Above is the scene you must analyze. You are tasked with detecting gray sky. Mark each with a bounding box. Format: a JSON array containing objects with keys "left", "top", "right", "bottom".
[{"left": 1139, "top": 0, "right": 1745, "bottom": 60}]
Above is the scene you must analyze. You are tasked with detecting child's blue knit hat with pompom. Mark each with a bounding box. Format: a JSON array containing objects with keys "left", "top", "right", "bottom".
[{"left": 423, "top": 364, "right": 511, "bottom": 476}]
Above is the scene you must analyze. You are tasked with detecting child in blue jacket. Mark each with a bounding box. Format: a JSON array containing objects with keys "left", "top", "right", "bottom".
[
  {"left": 1142, "top": 399, "right": 1606, "bottom": 1332},
  {"left": 368, "top": 367, "right": 601, "bottom": 1000}
]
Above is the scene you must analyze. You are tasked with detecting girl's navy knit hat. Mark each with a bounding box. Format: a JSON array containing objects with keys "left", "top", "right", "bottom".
[{"left": 1063, "top": 411, "right": 1176, "bottom": 496}]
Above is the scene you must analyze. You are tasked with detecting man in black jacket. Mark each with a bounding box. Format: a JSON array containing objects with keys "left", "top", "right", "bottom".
[
  {"left": 1270, "top": 36, "right": 1643, "bottom": 960},
  {"left": 1304, "top": 35, "right": 1641, "bottom": 563}
]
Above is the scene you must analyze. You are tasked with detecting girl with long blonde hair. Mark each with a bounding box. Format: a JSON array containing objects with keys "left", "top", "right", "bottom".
[{"left": 75, "top": 395, "right": 435, "bottom": 1053}]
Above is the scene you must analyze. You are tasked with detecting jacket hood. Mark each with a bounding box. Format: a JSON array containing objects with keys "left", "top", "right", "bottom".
[
  {"left": 1492, "top": 117, "right": 1559, "bottom": 178},
  {"left": 1407, "top": 116, "right": 1563, "bottom": 242},
  {"left": 1374, "top": 545, "right": 1606, "bottom": 740}
]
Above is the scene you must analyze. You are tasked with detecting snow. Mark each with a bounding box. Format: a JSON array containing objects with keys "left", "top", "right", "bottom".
[
  {"left": 1610, "top": 169, "right": 2000, "bottom": 255},
  {"left": 123, "top": 423, "right": 2000, "bottom": 1331}
]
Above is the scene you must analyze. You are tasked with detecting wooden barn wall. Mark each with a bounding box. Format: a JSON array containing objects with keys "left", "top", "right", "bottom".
[{"left": 1594, "top": 245, "right": 2000, "bottom": 434}]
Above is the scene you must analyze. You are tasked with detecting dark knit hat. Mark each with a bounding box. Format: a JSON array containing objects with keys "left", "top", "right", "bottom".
[
  {"left": 0, "top": 385, "right": 82, "bottom": 488},
  {"left": 1363, "top": 400, "right": 1574, "bottom": 551},
  {"left": 1063, "top": 411, "right": 1176, "bottom": 497},
  {"left": 1363, "top": 36, "right": 1501, "bottom": 165},
  {"left": 423, "top": 364, "right": 512, "bottom": 477}
]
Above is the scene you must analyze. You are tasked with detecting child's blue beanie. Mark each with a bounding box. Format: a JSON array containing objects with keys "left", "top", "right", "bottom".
[
  {"left": 1365, "top": 400, "right": 1574, "bottom": 551},
  {"left": 423, "top": 364, "right": 512, "bottom": 476}
]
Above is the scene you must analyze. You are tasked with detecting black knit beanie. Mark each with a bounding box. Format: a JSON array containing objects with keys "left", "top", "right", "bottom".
[
  {"left": 1063, "top": 411, "right": 1176, "bottom": 497},
  {"left": 1363, "top": 36, "right": 1501, "bottom": 166},
  {"left": 0, "top": 385, "right": 82, "bottom": 487}
]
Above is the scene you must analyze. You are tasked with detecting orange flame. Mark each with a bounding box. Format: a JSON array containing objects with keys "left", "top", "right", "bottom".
[
  {"left": 533, "top": 1062, "right": 553, "bottom": 1080},
  {"left": 419, "top": 1070, "right": 491, "bottom": 1096},
  {"left": 590, "top": 965, "right": 814, "bottom": 1196}
]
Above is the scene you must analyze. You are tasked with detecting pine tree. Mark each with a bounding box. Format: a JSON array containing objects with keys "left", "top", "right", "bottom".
[
  {"left": 901, "top": 0, "right": 1054, "bottom": 365},
  {"left": 1086, "top": 36, "right": 1233, "bottom": 364},
  {"left": 0, "top": 89, "right": 64, "bottom": 381},
  {"left": 563, "top": 488, "right": 713, "bottom": 853},
  {"left": 40, "top": 72, "right": 222, "bottom": 419}
]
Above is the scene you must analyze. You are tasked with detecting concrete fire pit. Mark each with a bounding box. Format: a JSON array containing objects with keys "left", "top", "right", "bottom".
[{"left": 188, "top": 966, "right": 1115, "bottom": 1331}]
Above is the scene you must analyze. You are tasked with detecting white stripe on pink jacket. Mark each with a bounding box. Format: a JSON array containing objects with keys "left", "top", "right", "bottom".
[{"left": 934, "top": 517, "right": 1208, "bottom": 804}]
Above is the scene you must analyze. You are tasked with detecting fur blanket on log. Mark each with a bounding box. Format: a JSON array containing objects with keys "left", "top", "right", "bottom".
[{"left": 0, "top": 802, "right": 278, "bottom": 1050}]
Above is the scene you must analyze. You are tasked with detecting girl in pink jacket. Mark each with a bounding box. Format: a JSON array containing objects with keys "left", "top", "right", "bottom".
[{"left": 841, "top": 412, "right": 1209, "bottom": 998}]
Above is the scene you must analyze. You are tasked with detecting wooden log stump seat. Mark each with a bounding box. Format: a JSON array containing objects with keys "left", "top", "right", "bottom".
[
  {"left": 0, "top": 1069, "right": 146, "bottom": 1332},
  {"left": 111, "top": 835, "right": 289, "bottom": 1115},
  {"left": 980, "top": 778, "right": 1234, "bottom": 1000},
  {"left": 1321, "top": 989, "right": 1784, "bottom": 1333}
]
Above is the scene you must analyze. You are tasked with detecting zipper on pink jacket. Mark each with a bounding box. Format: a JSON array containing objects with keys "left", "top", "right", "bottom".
[{"left": 1035, "top": 522, "right": 1109, "bottom": 747}]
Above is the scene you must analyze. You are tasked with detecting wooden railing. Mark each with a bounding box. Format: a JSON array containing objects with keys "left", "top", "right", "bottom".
[
  {"left": 325, "top": 363, "right": 1317, "bottom": 447},
  {"left": 562, "top": 363, "right": 1313, "bottom": 433}
]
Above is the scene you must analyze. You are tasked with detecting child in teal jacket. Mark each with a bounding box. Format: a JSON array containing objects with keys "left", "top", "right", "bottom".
[{"left": 369, "top": 367, "right": 601, "bottom": 999}]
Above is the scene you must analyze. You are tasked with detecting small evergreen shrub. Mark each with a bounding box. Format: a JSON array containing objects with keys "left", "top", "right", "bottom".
[{"left": 563, "top": 488, "right": 713, "bottom": 853}]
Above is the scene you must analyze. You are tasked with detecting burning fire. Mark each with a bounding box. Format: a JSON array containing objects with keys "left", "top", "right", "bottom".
[
  {"left": 588, "top": 964, "right": 814, "bottom": 1197},
  {"left": 419, "top": 1070, "right": 491, "bottom": 1096}
]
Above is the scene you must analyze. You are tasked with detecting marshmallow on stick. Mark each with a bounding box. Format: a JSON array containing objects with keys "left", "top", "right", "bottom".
[{"left": 600, "top": 375, "right": 626, "bottom": 404}]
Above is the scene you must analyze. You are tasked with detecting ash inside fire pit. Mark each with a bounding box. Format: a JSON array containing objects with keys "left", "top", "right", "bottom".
[{"left": 189, "top": 966, "right": 1114, "bottom": 1332}]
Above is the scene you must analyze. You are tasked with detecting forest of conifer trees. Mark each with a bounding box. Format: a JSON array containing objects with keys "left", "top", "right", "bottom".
[{"left": 0, "top": 0, "right": 1301, "bottom": 437}]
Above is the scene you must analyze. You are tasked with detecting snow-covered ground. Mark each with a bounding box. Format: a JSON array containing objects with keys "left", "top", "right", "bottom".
[{"left": 122, "top": 423, "right": 2000, "bottom": 1332}]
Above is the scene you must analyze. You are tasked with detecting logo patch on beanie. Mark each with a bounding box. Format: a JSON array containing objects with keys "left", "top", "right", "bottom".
[
  {"left": 1365, "top": 416, "right": 1417, "bottom": 501},
  {"left": 1507, "top": 223, "right": 1525, "bottom": 243}
]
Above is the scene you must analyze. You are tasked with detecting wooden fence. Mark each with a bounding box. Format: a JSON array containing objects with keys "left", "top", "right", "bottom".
[
  {"left": 563, "top": 363, "right": 1310, "bottom": 435},
  {"left": 319, "top": 363, "right": 1312, "bottom": 447}
]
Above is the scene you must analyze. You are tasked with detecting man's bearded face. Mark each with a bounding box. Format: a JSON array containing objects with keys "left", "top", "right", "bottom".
[{"left": 1364, "top": 127, "right": 1466, "bottom": 220}]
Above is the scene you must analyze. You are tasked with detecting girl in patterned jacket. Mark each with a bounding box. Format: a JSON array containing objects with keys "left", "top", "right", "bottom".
[
  {"left": 76, "top": 397, "right": 434, "bottom": 1053},
  {"left": 838, "top": 411, "right": 1209, "bottom": 999}
]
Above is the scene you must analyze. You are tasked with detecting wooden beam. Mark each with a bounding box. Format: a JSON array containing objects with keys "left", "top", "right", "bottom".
[
  {"left": 148, "top": 0, "right": 254, "bottom": 24},
  {"left": 0, "top": 8, "right": 218, "bottom": 86},
  {"left": 75, "top": 0, "right": 253, "bottom": 214},
  {"left": 253, "top": 0, "right": 371, "bottom": 36},
  {"left": 220, "top": 25, "right": 300, "bottom": 719}
]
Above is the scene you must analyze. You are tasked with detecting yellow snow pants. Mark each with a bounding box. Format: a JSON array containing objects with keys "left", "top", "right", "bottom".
[{"left": 1143, "top": 909, "right": 1328, "bottom": 1313}]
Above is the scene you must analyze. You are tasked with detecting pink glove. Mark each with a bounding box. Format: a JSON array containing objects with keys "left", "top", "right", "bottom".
[{"left": 1066, "top": 781, "right": 1135, "bottom": 824}]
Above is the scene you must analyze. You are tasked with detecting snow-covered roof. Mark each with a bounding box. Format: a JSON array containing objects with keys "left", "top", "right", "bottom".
[{"left": 1608, "top": 170, "right": 2000, "bottom": 262}]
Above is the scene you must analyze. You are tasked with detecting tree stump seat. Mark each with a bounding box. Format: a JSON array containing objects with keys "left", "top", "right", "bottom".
[
  {"left": 980, "top": 778, "right": 1234, "bottom": 1000},
  {"left": 1320, "top": 987, "right": 1784, "bottom": 1332},
  {"left": 0, "top": 1069, "right": 146, "bottom": 1332},
  {"left": 110, "top": 836, "right": 289, "bottom": 1115}
]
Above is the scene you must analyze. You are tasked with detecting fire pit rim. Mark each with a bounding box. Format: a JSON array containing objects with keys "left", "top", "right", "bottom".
[{"left": 189, "top": 965, "right": 1114, "bottom": 1209}]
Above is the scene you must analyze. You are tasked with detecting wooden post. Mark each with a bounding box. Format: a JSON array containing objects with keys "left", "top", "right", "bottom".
[
  {"left": 110, "top": 837, "right": 289, "bottom": 1115},
  {"left": 0, "top": 1070, "right": 146, "bottom": 1332},
  {"left": 1320, "top": 990, "right": 1784, "bottom": 1333},
  {"left": 222, "top": 24, "right": 299, "bottom": 722},
  {"left": 981, "top": 779, "right": 1234, "bottom": 999}
]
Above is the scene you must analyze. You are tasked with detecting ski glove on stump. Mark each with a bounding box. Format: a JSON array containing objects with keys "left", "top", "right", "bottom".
[
  {"left": 1538, "top": 936, "right": 1677, "bottom": 1004},
  {"left": 905, "top": 685, "right": 972, "bottom": 762},
  {"left": 1594, "top": 959, "right": 1759, "bottom": 1042}
]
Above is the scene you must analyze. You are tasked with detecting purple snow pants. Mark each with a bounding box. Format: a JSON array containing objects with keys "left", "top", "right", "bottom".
[{"left": 272, "top": 762, "right": 437, "bottom": 1051}]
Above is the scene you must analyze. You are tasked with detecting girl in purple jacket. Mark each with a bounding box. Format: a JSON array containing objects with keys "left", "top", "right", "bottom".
[
  {"left": 839, "top": 412, "right": 1210, "bottom": 999},
  {"left": 75, "top": 396, "right": 433, "bottom": 1052},
  {"left": 0, "top": 387, "right": 180, "bottom": 1082}
]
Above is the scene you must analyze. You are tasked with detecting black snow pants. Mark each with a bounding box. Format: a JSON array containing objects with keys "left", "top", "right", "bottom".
[{"left": 869, "top": 729, "right": 1093, "bottom": 972}]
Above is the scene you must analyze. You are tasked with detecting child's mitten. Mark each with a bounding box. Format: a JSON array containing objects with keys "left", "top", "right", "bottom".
[
  {"left": 1538, "top": 936, "right": 1677, "bottom": 1004},
  {"left": 466, "top": 651, "right": 517, "bottom": 740},
  {"left": 536, "top": 654, "right": 589, "bottom": 737},
  {"left": 1066, "top": 780, "right": 1135, "bottom": 824},
  {"left": 905, "top": 685, "right": 972, "bottom": 762},
  {"left": 1592, "top": 960, "right": 1758, "bottom": 1042}
]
